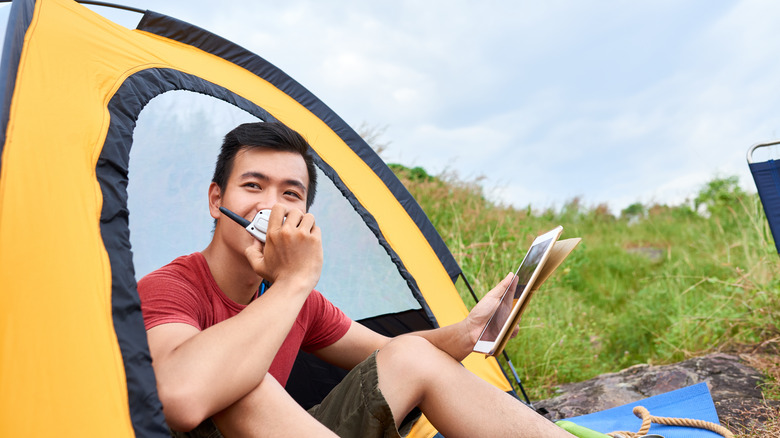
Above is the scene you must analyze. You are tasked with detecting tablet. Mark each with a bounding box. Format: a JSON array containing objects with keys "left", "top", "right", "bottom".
[{"left": 473, "top": 226, "right": 563, "bottom": 356}]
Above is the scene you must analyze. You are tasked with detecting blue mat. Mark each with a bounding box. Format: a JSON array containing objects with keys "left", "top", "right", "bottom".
[{"left": 564, "top": 382, "right": 723, "bottom": 437}]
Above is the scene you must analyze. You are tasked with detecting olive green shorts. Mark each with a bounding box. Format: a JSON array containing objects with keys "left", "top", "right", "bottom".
[{"left": 171, "top": 351, "right": 420, "bottom": 438}]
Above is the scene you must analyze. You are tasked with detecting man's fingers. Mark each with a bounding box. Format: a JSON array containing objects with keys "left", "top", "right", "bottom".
[
  {"left": 486, "top": 272, "right": 515, "bottom": 298},
  {"left": 268, "top": 204, "right": 290, "bottom": 230},
  {"left": 244, "top": 239, "right": 265, "bottom": 271},
  {"left": 298, "top": 212, "right": 316, "bottom": 232},
  {"left": 501, "top": 272, "right": 514, "bottom": 286},
  {"left": 268, "top": 206, "right": 317, "bottom": 236}
]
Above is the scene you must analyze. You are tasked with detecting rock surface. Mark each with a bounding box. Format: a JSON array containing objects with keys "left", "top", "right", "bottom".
[{"left": 534, "top": 352, "right": 779, "bottom": 431}]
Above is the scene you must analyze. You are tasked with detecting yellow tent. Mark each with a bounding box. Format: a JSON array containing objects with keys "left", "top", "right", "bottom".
[{"left": 0, "top": 0, "right": 515, "bottom": 435}]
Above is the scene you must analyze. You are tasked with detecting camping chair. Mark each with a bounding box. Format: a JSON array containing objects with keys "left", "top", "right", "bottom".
[{"left": 747, "top": 140, "right": 780, "bottom": 254}]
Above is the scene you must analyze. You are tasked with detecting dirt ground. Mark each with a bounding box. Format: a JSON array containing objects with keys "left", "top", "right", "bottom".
[{"left": 722, "top": 339, "right": 780, "bottom": 437}]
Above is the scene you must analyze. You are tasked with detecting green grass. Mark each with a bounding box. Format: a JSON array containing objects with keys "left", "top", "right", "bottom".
[{"left": 392, "top": 166, "right": 780, "bottom": 400}]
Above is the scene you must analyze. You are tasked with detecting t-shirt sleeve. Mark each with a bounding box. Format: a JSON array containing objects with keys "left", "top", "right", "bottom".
[
  {"left": 137, "top": 267, "right": 203, "bottom": 331},
  {"left": 300, "top": 290, "right": 352, "bottom": 352}
]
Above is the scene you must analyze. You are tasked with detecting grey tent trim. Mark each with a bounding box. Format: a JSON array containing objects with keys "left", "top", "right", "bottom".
[{"left": 0, "top": 0, "right": 35, "bottom": 167}]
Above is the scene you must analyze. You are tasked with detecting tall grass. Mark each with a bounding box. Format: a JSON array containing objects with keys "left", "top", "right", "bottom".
[{"left": 391, "top": 166, "right": 780, "bottom": 399}]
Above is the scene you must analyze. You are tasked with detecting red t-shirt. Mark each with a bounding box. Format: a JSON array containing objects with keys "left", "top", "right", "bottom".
[{"left": 137, "top": 252, "right": 351, "bottom": 387}]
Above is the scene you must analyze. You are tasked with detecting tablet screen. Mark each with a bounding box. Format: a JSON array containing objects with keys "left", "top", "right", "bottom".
[{"left": 477, "top": 235, "right": 555, "bottom": 343}]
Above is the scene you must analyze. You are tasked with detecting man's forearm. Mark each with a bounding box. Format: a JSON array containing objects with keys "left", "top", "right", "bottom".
[
  {"left": 151, "top": 278, "right": 312, "bottom": 427},
  {"left": 407, "top": 320, "right": 475, "bottom": 362},
  {"left": 410, "top": 273, "right": 514, "bottom": 362}
]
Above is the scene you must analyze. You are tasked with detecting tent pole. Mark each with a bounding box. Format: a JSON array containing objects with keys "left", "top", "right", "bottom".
[
  {"left": 502, "top": 351, "right": 532, "bottom": 406},
  {"left": 458, "top": 271, "right": 481, "bottom": 304},
  {"left": 0, "top": 1, "right": 147, "bottom": 13},
  {"left": 76, "top": 1, "right": 144, "bottom": 13},
  {"left": 0, "top": 0, "right": 145, "bottom": 13}
]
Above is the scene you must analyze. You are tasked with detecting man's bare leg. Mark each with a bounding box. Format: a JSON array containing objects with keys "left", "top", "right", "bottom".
[
  {"left": 212, "top": 374, "right": 337, "bottom": 438},
  {"left": 377, "top": 336, "right": 575, "bottom": 438}
]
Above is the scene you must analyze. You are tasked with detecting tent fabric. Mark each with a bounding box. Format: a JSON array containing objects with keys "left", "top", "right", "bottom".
[
  {"left": 564, "top": 383, "right": 724, "bottom": 438},
  {"left": 101, "top": 67, "right": 279, "bottom": 436},
  {"left": 749, "top": 159, "right": 780, "bottom": 253},
  {"left": 0, "top": 0, "right": 513, "bottom": 436},
  {"left": 0, "top": 0, "right": 150, "bottom": 435},
  {"left": 0, "top": 0, "right": 33, "bottom": 152}
]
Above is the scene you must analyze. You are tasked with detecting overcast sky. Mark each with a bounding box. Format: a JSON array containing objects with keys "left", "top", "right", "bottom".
[{"left": 73, "top": 1, "right": 780, "bottom": 212}]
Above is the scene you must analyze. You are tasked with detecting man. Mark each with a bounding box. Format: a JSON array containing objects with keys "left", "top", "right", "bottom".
[{"left": 138, "top": 122, "right": 574, "bottom": 438}]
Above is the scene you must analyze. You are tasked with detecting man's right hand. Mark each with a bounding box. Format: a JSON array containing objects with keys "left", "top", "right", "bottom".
[{"left": 244, "top": 204, "right": 323, "bottom": 292}]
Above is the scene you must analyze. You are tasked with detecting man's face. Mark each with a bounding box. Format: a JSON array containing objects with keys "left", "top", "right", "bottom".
[{"left": 213, "top": 147, "right": 309, "bottom": 247}]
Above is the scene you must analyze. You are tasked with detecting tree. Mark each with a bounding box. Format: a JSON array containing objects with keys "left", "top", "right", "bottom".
[{"left": 694, "top": 175, "right": 746, "bottom": 223}]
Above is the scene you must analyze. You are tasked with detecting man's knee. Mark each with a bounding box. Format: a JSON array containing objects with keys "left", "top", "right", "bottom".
[
  {"left": 380, "top": 334, "right": 434, "bottom": 356},
  {"left": 216, "top": 374, "right": 282, "bottom": 418},
  {"left": 212, "top": 374, "right": 337, "bottom": 437},
  {"left": 377, "top": 336, "right": 451, "bottom": 381},
  {"left": 210, "top": 374, "right": 286, "bottom": 435}
]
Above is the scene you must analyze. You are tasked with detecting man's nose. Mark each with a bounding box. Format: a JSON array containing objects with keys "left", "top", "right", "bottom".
[{"left": 254, "top": 192, "right": 278, "bottom": 212}]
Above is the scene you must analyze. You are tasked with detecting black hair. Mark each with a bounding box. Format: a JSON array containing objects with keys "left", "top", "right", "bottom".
[{"left": 212, "top": 122, "right": 318, "bottom": 209}]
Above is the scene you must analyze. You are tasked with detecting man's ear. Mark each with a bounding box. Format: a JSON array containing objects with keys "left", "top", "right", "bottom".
[{"left": 208, "top": 182, "right": 222, "bottom": 220}]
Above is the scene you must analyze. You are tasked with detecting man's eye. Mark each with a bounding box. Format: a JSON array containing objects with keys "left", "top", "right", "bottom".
[
  {"left": 286, "top": 191, "right": 303, "bottom": 199},
  {"left": 245, "top": 183, "right": 261, "bottom": 189}
]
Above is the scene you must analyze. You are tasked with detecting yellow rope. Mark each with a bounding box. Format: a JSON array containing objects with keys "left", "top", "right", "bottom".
[{"left": 606, "top": 406, "right": 734, "bottom": 438}]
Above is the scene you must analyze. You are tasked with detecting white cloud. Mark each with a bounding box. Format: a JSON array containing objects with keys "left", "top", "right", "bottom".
[{"left": 89, "top": 1, "right": 780, "bottom": 213}]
